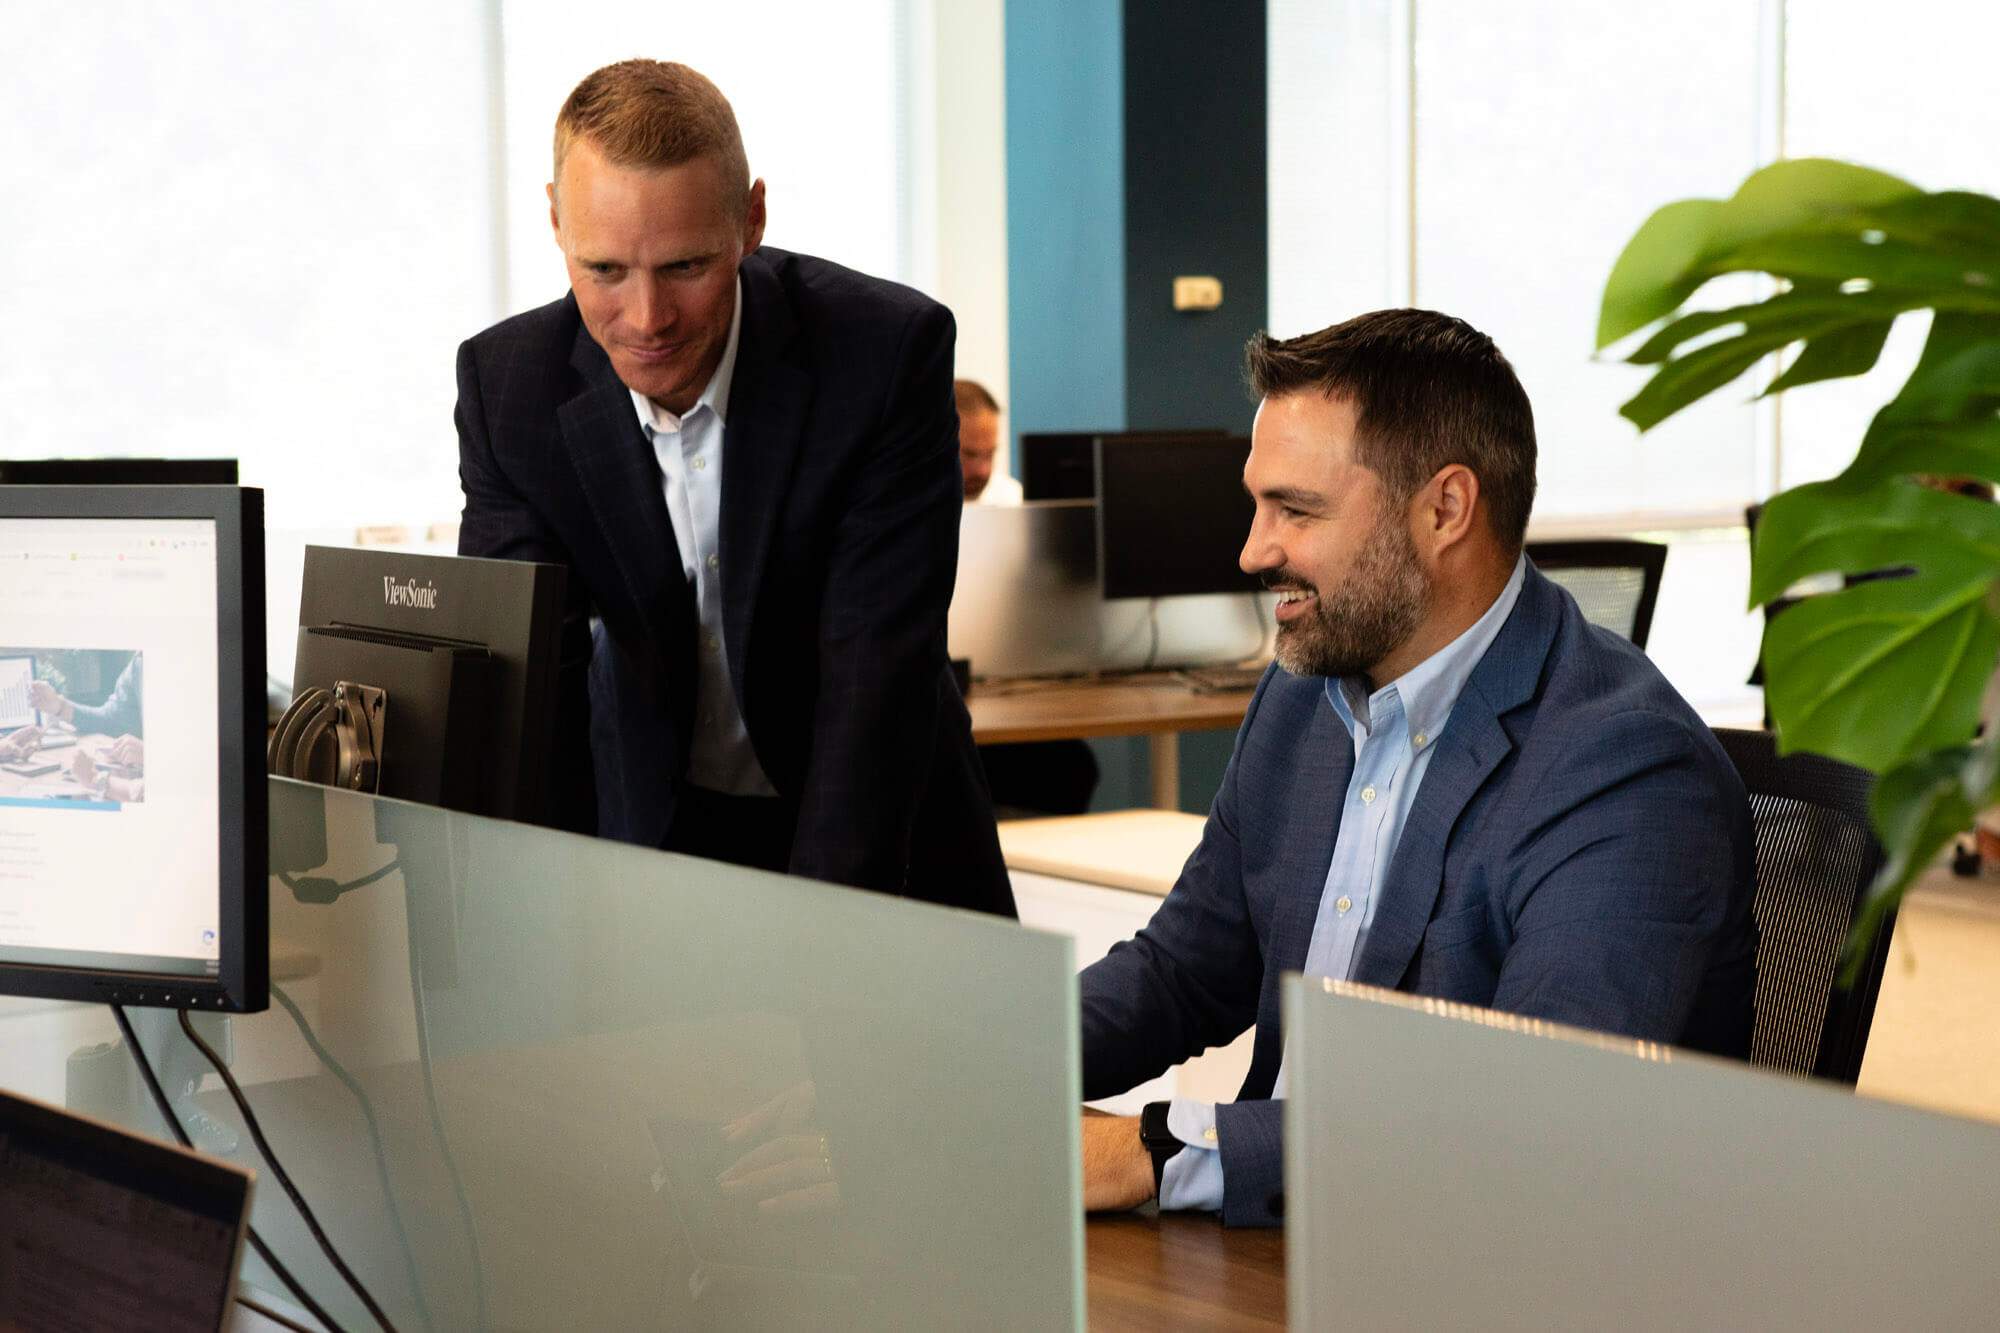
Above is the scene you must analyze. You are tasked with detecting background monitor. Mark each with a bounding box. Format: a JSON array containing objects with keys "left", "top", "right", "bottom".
[
  {"left": 1020, "top": 429, "right": 1226, "bottom": 500},
  {"left": 1094, "top": 434, "right": 1262, "bottom": 600},
  {"left": 0, "top": 485, "right": 266, "bottom": 1011},
  {"left": 291, "top": 545, "right": 565, "bottom": 826},
  {"left": 0, "top": 458, "right": 239, "bottom": 486}
]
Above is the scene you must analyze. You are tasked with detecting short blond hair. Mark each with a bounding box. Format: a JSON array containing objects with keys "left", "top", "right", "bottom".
[{"left": 552, "top": 59, "right": 750, "bottom": 215}]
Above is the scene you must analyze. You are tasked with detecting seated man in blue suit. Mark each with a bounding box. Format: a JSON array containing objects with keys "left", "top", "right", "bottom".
[
  {"left": 454, "top": 60, "right": 1011, "bottom": 917},
  {"left": 1079, "top": 310, "right": 1758, "bottom": 1226}
]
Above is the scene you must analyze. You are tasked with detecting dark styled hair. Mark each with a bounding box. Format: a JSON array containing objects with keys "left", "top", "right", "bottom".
[
  {"left": 553, "top": 60, "right": 750, "bottom": 215},
  {"left": 1245, "top": 309, "right": 1537, "bottom": 549}
]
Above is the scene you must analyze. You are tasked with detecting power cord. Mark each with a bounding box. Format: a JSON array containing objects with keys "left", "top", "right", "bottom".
[
  {"left": 174, "top": 1008, "right": 405, "bottom": 1333},
  {"left": 270, "top": 983, "right": 435, "bottom": 1332},
  {"left": 112, "top": 1002, "right": 350, "bottom": 1333},
  {"left": 279, "top": 860, "right": 402, "bottom": 904},
  {"left": 236, "top": 1293, "right": 321, "bottom": 1332}
]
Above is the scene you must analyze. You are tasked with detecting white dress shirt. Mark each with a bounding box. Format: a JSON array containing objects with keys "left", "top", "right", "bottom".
[{"left": 628, "top": 278, "right": 775, "bottom": 797}]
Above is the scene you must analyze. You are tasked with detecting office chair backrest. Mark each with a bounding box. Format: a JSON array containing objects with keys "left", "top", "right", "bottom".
[
  {"left": 1713, "top": 727, "right": 1890, "bottom": 1084},
  {"left": 1525, "top": 539, "right": 1668, "bottom": 649}
]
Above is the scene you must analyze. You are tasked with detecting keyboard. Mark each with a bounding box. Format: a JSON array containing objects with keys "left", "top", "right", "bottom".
[{"left": 1175, "top": 663, "right": 1270, "bottom": 694}]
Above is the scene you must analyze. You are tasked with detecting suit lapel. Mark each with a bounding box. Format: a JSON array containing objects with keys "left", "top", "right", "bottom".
[
  {"left": 1351, "top": 565, "right": 1564, "bottom": 989},
  {"left": 559, "top": 318, "right": 685, "bottom": 641},
  {"left": 718, "top": 254, "right": 812, "bottom": 693},
  {"left": 1269, "top": 689, "right": 1355, "bottom": 979}
]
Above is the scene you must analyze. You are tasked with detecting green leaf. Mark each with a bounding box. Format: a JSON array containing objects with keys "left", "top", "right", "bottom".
[
  {"left": 1749, "top": 477, "right": 2000, "bottom": 603},
  {"left": 1598, "top": 200, "right": 1721, "bottom": 348},
  {"left": 1750, "top": 480, "right": 2000, "bottom": 772},
  {"left": 1847, "top": 743, "right": 2000, "bottom": 981},
  {"left": 1842, "top": 419, "right": 2000, "bottom": 491},
  {"left": 1764, "top": 318, "right": 1893, "bottom": 394},
  {"left": 1596, "top": 159, "right": 1920, "bottom": 349},
  {"left": 1619, "top": 338, "right": 1774, "bottom": 431},
  {"left": 1763, "top": 574, "right": 1999, "bottom": 772}
]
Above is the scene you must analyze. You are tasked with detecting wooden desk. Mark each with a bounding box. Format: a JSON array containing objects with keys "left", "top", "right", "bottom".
[
  {"left": 967, "top": 674, "right": 1255, "bottom": 808},
  {"left": 1087, "top": 1213, "right": 1285, "bottom": 1330}
]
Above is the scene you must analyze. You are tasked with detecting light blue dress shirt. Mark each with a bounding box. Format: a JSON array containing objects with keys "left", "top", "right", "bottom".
[
  {"left": 629, "top": 278, "right": 774, "bottom": 798},
  {"left": 1158, "top": 556, "right": 1527, "bottom": 1211}
]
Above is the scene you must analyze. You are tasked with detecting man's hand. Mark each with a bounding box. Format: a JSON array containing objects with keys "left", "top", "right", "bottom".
[
  {"left": 109, "top": 735, "right": 143, "bottom": 768},
  {"left": 26, "top": 681, "right": 68, "bottom": 723},
  {"left": 0, "top": 726, "right": 41, "bottom": 763},
  {"left": 1080, "top": 1114, "right": 1156, "bottom": 1213}
]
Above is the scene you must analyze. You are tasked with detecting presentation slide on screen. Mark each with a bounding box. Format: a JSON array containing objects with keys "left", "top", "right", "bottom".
[{"left": 0, "top": 518, "right": 222, "bottom": 971}]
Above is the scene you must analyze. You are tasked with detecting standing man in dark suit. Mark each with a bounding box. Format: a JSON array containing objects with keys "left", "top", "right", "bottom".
[
  {"left": 1077, "top": 310, "right": 1757, "bottom": 1225},
  {"left": 454, "top": 59, "right": 1012, "bottom": 917}
]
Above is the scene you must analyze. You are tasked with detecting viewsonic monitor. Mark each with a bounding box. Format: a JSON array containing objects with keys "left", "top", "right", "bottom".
[
  {"left": 1020, "top": 429, "right": 1227, "bottom": 500},
  {"left": 291, "top": 546, "right": 565, "bottom": 825},
  {"left": 0, "top": 458, "right": 239, "bottom": 486},
  {"left": 1094, "top": 434, "right": 1262, "bottom": 600},
  {"left": 0, "top": 486, "right": 266, "bottom": 1011}
]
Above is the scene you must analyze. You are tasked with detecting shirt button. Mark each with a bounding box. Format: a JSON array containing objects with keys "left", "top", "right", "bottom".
[
  {"left": 1202, "top": 1128, "right": 1217, "bottom": 1142},
  {"left": 707, "top": 553, "right": 719, "bottom": 570},
  {"left": 1336, "top": 895, "right": 1353, "bottom": 914},
  {"left": 1413, "top": 733, "right": 1427, "bottom": 748},
  {"left": 1360, "top": 785, "right": 1377, "bottom": 804},
  {"left": 705, "top": 634, "right": 720, "bottom": 652},
  {"left": 691, "top": 456, "right": 708, "bottom": 471}
]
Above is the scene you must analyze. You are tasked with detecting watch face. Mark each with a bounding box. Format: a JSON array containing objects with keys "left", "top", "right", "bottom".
[{"left": 1139, "top": 1100, "right": 1176, "bottom": 1150}]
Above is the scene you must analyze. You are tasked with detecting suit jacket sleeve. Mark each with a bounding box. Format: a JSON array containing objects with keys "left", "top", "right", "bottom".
[
  {"left": 453, "top": 338, "right": 598, "bottom": 833},
  {"left": 786, "top": 301, "right": 962, "bottom": 892},
  {"left": 1078, "top": 676, "right": 1272, "bottom": 1099}
]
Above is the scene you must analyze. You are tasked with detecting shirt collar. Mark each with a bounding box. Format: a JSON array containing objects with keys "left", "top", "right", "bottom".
[
  {"left": 629, "top": 274, "right": 744, "bottom": 435},
  {"left": 1326, "top": 553, "right": 1529, "bottom": 748}
]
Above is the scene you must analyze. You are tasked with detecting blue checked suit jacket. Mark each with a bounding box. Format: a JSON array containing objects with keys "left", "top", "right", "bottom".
[
  {"left": 1079, "top": 564, "right": 1758, "bottom": 1226},
  {"left": 454, "top": 247, "right": 1014, "bottom": 917}
]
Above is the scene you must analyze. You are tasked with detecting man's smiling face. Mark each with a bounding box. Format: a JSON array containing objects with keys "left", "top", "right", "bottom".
[
  {"left": 1239, "top": 391, "right": 1429, "bottom": 682},
  {"left": 551, "top": 137, "right": 764, "bottom": 415}
]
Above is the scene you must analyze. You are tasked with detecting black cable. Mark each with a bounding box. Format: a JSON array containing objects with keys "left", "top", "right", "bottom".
[
  {"left": 111, "top": 1003, "right": 349, "bottom": 1333},
  {"left": 406, "top": 924, "right": 489, "bottom": 1333},
  {"left": 279, "top": 859, "right": 403, "bottom": 901},
  {"left": 176, "top": 1008, "right": 404, "bottom": 1333},
  {"left": 238, "top": 1289, "right": 321, "bottom": 1332},
  {"left": 271, "top": 983, "right": 435, "bottom": 1333}
]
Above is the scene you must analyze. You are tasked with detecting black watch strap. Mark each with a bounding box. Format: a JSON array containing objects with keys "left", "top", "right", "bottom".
[{"left": 1138, "top": 1100, "right": 1179, "bottom": 1198}]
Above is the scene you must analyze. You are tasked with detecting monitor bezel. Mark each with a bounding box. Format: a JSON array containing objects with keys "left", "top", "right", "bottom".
[
  {"left": 0, "top": 486, "right": 267, "bottom": 1013},
  {"left": 1093, "top": 434, "right": 1263, "bottom": 600}
]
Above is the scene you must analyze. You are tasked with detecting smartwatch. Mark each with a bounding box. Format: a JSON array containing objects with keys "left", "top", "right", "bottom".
[{"left": 1138, "top": 1101, "right": 1181, "bottom": 1199}]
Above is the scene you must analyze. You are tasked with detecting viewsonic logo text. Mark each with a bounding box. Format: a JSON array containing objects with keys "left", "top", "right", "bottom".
[{"left": 383, "top": 577, "right": 439, "bottom": 610}]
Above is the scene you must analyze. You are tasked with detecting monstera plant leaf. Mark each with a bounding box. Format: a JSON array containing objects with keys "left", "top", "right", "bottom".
[{"left": 1601, "top": 158, "right": 2000, "bottom": 960}]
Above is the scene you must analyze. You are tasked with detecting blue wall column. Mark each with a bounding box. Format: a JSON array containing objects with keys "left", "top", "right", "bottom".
[{"left": 1004, "top": 0, "right": 1267, "bottom": 814}]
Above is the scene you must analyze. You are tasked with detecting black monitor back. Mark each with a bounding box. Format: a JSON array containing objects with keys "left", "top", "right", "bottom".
[
  {"left": 1095, "top": 434, "right": 1262, "bottom": 600},
  {"left": 294, "top": 547, "right": 563, "bottom": 825},
  {"left": 0, "top": 458, "right": 238, "bottom": 485},
  {"left": 1021, "top": 429, "right": 1226, "bottom": 500}
]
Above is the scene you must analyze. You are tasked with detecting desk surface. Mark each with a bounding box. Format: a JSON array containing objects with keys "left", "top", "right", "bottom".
[
  {"left": 1000, "top": 810, "right": 1207, "bottom": 897},
  {"left": 968, "top": 673, "right": 1255, "bottom": 745},
  {"left": 1086, "top": 1213, "right": 1285, "bottom": 1330}
]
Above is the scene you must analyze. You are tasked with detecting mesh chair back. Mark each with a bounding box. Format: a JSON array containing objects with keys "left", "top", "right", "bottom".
[
  {"left": 1526, "top": 540, "right": 1668, "bottom": 648},
  {"left": 1713, "top": 727, "right": 1890, "bottom": 1084}
]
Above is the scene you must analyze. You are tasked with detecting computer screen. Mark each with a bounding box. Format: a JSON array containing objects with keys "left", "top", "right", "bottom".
[
  {"left": 1019, "top": 429, "right": 1227, "bottom": 501},
  {"left": 0, "top": 458, "right": 239, "bottom": 486},
  {"left": 288, "top": 545, "right": 566, "bottom": 826},
  {"left": 0, "top": 1085, "right": 253, "bottom": 1331},
  {"left": 0, "top": 487, "right": 266, "bottom": 1011},
  {"left": 1094, "top": 435, "right": 1262, "bottom": 600}
]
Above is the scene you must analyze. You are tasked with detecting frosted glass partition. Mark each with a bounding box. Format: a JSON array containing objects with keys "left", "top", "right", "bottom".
[
  {"left": 1282, "top": 977, "right": 2000, "bottom": 1331},
  {"left": 0, "top": 778, "right": 1082, "bottom": 1331}
]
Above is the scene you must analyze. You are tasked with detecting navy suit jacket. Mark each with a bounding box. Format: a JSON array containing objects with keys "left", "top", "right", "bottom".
[
  {"left": 1079, "top": 564, "right": 1758, "bottom": 1226},
  {"left": 454, "top": 247, "right": 1014, "bottom": 917}
]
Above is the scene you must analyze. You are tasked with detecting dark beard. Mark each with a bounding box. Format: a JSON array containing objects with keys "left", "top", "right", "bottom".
[{"left": 1269, "top": 512, "right": 1428, "bottom": 680}]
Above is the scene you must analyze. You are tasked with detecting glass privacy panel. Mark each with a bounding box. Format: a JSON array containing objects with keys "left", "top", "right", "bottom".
[
  {"left": 0, "top": 778, "right": 1082, "bottom": 1331},
  {"left": 1282, "top": 977, "right": 2000, "bottom": 1330}
]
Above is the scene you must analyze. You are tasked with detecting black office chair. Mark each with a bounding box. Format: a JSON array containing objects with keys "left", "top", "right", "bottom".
[
  {"left": 1525, "top": 539, "right": 1667, "bottom": 649},
  {"left": 1713, "top": 727, "right": 1894, "bottom": 1084}
]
